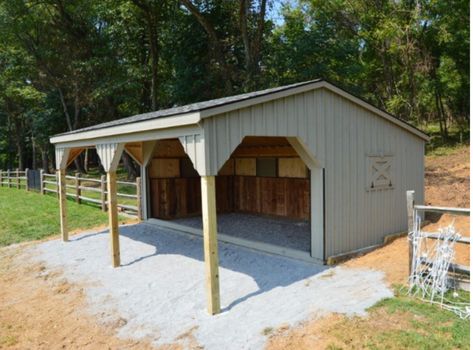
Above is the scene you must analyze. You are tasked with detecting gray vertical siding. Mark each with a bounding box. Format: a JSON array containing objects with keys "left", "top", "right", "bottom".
[{"left": 202, "top": 87, "right": 425, "bottom": 257}]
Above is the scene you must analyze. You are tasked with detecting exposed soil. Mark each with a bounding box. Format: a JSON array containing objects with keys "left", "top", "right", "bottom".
[
  {"left": 0, "top": 245, "right": 167, "bottom": 350},
  {"left": 424, "top": 145, "right": 469, "bottom": 208},
  {"left": 267, "top": 146, "right": 470, "bottom": 349},
  {"left": 266, "top": 309, "right": 416, "bottom": 350},
  {"left": 1, "top": 147, "right": 469, "bottom": 350}
]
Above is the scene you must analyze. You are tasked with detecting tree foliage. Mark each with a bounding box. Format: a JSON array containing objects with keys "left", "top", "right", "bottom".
[{"left": 0, "top": 0, "right": 469, "bottom": 171}]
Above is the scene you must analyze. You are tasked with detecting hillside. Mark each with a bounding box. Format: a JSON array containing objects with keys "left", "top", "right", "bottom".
[{"left": 267, "top": 145, "right": 470, "bottom": 349}]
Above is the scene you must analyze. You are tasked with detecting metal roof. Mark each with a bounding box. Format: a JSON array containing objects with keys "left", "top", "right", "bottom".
[
  {"left": 56, "top": 80, "right": 323, "bottom": 137},
  {"left": 53, "top": 79, "right": 429, "bottom": 141}
]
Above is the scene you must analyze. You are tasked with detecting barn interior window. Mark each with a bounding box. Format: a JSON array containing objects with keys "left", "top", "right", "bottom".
[
  {"left": 256, "top": 158, "right": 277, "bottom": 177},
  {"left": 367, "top": 155, "right": 393, "bottom": 190}
]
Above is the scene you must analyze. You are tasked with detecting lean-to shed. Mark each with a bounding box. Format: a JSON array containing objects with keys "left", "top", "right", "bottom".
[{"left": 50, "top": 79, "right": 428, "bottom": 314}]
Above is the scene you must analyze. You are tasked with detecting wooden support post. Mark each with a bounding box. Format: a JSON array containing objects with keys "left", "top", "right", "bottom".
[
  {"left": 25, "top": 168, "right": 29, "bottom": 191},
  {"left": 7, "top": 170, "right": 11, "bottom": 188},
  {"left": 100, "top": 175, "right": 107, "bottom": 211},
  {"left": 58, "top": 169, "right": 68, "bottom": 241},
  {"left": 75, "top": 173, "right": 81, "bottom": 203},
  {"left": 56, "top": 172, "right": 59, "bottom": 198},
  {"left": 40, "top": 170, "right": 45, "bottom": 194},
  {"left": 406, "top": 190, "right": 415, "bottom": 280},
  {"left": 16, "top": 169, "right": 19, "bottom": 189},
  {"left": 0, "top": 170, "right": 3, "bottom": 187},
  {"left": 136, "top": 176, "right": 142, "bottom": 220},
  {"left": 201, "top": 176, "right": 221, "bottom": 315},
  {"left": 107, "top": 171, "right": 120, "bottom": 267}
]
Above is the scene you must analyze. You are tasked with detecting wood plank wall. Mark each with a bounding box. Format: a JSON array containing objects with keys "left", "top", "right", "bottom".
[
  {"left": 148, "top": 137, "right": 310, "bottom": 220},
  {"left": 149, "top": 176, "right": 236, "bottom": 219},
  {"left": 150, "top": 176, "right": 309, "bottom": 220},
  {"left": 234, "top": 176, "right": 309, "bottom": 219}
]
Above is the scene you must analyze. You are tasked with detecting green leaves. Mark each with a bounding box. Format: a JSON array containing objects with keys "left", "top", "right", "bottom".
[{"left": 0, "top": 0, "right": 468, "bottom": 170}]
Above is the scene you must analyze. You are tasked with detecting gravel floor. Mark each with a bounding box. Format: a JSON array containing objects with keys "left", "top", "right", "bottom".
[
  {"left": 32, "top": 223, "right": 392, "bottom": 350},
  {"left": 174, "top": 213, "right": 311, "bottom": 252}
]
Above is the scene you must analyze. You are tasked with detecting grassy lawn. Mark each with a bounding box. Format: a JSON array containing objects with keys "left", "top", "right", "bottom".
[
  {"left": 423, "top": 123, "right": 469, "bottom": 156},
  {"left": 324, "top": 289, "right": 470, "bottom": 349},
  {"left": 0, "top": 187, "right": 122, "bottom": 247},
  {"left": 43, "top": 171, "right": 138, "bottom": 208}
]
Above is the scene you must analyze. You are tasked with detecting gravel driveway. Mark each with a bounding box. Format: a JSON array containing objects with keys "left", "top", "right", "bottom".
[{"left": 32, "top": 223, "right": 392, "bottom": 349}]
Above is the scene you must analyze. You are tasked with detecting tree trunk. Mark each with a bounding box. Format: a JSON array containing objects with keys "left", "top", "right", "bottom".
[
  {"left": 148, "top": 14, "right": 159, "bottom": 111},
  {"left": 180, "top": 0, "right": 233, "bottom": 94},
  {"left": 16, "top": 142, "right": 24, "bottom": 171},
  {"left": 32, "top": 139, "right": 36, "bottom": 170},
  {"left": 84, "top": 148, "right": 89, "bottom": 173},
  {"left": 74, "top": 155, "right": 86, "bottom": 173},
  {"left": 41, "top": 149, "right": 49, "bottom": 173},
  {"left": 131, "top": 0, "right": 160, "bottom": 111},
  {"left": 122, "top": 153, "right": 139, "bottom": 180}
]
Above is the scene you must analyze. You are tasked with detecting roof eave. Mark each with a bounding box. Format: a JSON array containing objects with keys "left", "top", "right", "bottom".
[{"left": 50, "top": 112, "right": 201, "bottom": 146}]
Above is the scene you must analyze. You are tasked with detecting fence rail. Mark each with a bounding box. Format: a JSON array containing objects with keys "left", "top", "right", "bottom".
[{"left": 0, "top": 169, "right": 141, "bottom": 217}]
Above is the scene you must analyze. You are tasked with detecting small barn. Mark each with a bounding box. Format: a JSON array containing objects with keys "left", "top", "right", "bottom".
[{"left": 50, "top": 79, "right": 428, "bottom": 314}]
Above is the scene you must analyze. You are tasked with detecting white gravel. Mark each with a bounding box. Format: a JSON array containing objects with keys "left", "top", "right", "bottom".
[{"left": 31, "top": 223, "right": 393, "bottom": 349}]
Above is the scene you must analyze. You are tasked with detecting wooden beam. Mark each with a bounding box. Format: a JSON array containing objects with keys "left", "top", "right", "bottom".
[
  {"left": 58, "top": 169, "right": 68, "bottom": 241},
  {"left": 124, "top": 142, "right": 143, "bottom": 165},
  {"left": 136, "top": 176, "right": 142, "bottom": 220},
  {"left": 108, "top": 171, "right": 120, "bottom": 267},
  {"left": 201, "top": 176, "right": 221, "bottom": 315},
  {"left": 66, "top": 148, "right": 85, "bottom": 167},
  {"left": 142, "top": 140, "right": 157, "bottom": 166},
  {"left": 96, "top": 143, "right": 124, "bottom": 268}
]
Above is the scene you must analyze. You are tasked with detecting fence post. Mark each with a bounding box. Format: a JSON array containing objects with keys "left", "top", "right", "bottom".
[
  {"left": 40, "top": 170, "right": 45, "bottom": 194},
  {"left": 406, "top": 190, "right": 415, "bottom": 282},
  {"left": 56, "top": 172, "right": 59, "bottom": 198},
  {"left": 25, "top": 168, "right": 29, "bottom": 191},
  {"left": 7, "top": 170, "right": 11, "bottom": 188},
  {"left": 75, "top": 173, "right": 81, "bottom": 204},
  {"left": 16, "top": 169, "right": 20, "bottom": 189},
  {"left": 0, "top": 170, "right": 2, "bottom": 187},
  {"left": 100, "top": 174, "right": 107, "bottom": 211},
  {"left": 136, "top": 176, "right": 142, "bottom": 220}
]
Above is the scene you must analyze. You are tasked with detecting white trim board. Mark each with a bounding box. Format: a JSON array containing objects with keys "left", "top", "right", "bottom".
[
  {"left": 50, "top": 113, "right": 200, "bottom": 145},
  {"left": 146, "top": 218, "right": 324, "bottom": 265}
]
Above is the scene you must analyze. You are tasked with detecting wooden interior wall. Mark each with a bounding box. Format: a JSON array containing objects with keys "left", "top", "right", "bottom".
[
  {"left": 233, "top": 176, "right": 309, "bottom": 219},
  {"left": 148, "top": 137, "right": 311, "bottom": 220}
]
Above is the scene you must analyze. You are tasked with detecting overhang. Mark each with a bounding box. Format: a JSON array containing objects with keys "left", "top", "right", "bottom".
[{"left": 50, "top": 79, "right": 430, "bottom": 147}]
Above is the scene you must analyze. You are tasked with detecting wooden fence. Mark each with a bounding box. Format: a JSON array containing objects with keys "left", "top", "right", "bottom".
[
  {"left": 0, "top": 169, "right": 27, "bottom": 189},
  {"left": 0, "top": 169, "right": 141, "bottom": 217}
]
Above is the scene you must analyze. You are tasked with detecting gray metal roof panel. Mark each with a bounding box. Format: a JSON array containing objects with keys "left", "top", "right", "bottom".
[{"left": 56, "top": 79, "right": 322, "bottom": 136}]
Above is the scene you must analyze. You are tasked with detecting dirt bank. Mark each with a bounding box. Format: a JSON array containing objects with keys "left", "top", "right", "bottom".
[{"left": 267, "top": 146, "right": 470, "bottom": 349}]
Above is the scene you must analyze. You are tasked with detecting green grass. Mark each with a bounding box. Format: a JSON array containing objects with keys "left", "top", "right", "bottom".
[
  {"left": 43, "top": 173, "right": 138, "bottom": 207},
  {"left": 0, "top": 187, "right": 121, "bottom": 247},
  {"left": 422, "top": 122, "right": 469, "bottom": 156},
  {"left": 370, "top": 293, "right": 469, "bottom": 349},
  {"left": 326, "top": 287, "right": 470, "bottom": 349}
]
